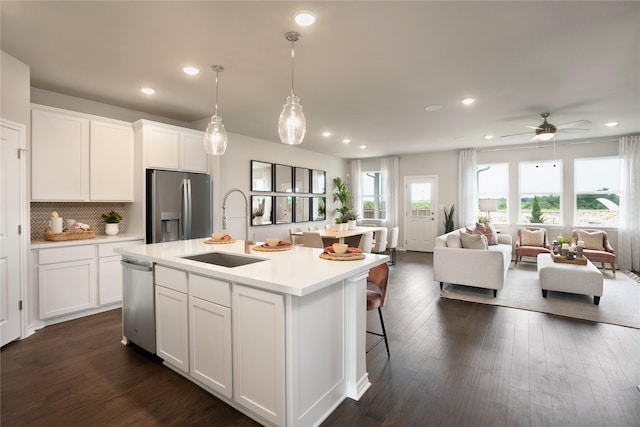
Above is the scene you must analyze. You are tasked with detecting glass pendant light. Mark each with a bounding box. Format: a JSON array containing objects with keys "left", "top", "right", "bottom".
[
  {"left": 204, "top": 65, "right": 228, "bottom": 155},
  {"left": 278, "top": 31, "right": 306, "bottom": 145}
]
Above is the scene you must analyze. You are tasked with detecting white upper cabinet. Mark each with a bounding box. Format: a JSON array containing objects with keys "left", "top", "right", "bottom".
[
  {"left": 135, "top": 120, "right": 209, "bottom": 174},
  {"left": 31, "top": 105, "right": 134, "bottom": 202},
  {"left": 31, "top": 107, "right": 90, "bottom": 201},
  {"left": 90, "top": 120, "right": 134, "bottom": 201}
]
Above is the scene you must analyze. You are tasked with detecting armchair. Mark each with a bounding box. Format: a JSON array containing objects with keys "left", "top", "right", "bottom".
[
  {"left": 515, "top": 227, "right": 551, "bottom": 264},
  {"left": 572, "top": 229, "right": 616, "bottom": 277}
]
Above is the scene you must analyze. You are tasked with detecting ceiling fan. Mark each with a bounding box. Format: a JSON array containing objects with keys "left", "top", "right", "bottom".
[{"left": 501, "top": 113, "right": 591, "bottom": 141}]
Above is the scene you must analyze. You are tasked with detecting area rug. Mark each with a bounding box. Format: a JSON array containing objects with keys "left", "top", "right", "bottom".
[{"left": 440, "top": 263, "right": 640, "bottom": 329}]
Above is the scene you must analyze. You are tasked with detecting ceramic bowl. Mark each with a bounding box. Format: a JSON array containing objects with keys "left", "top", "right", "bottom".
[
  {"left": 332, "top": 243, "right": 348, "bottom": 254},
  {"left": 266, "top": 238, "right": 281, "bottom": 247}
]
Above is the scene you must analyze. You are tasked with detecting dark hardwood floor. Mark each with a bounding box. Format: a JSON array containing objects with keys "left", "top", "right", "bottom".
[{"left": 2, "top": 251, "right": 639, "bottom": 426}]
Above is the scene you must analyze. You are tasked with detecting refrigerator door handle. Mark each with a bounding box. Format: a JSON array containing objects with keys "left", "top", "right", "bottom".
[{"left": 182, "top": 178, "right": 192, "bottom": 239}]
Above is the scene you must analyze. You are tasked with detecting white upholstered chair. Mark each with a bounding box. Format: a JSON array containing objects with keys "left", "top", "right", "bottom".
[
  {"left": 386, "top": 227, "right": 399, "bottom": 265},
  {"left": 358, "top": 231, "right": 374, "bottom": 253},
  {"left": 371, "top": 228, "right": 388, "bottom": 254},
  {"left": 302, "top": 231, "right": 324, "bottom": 248},
  {"left": 289, "top": 227, "right": 303, "bottom": 245}
]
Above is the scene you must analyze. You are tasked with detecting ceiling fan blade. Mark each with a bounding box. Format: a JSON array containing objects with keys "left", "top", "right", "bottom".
[
  {"left": 525, "top": 125, "right": 541, "bottom": 130},
  {"left": 556, "top": 120, "right": 591, "bottom": 129},
  {"left": 558, "top": 128, "right": 589, "bottom": 133},
  {"left": 500, "top": 131, "right": 532, "bottom": 138}
]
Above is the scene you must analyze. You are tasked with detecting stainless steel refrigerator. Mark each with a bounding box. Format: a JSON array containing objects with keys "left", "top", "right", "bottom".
[{"left": 146, "top": 169, "right": 211, "bottom": 243}]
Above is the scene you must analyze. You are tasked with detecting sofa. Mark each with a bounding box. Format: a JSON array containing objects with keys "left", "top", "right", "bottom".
[{"left": 433, "top": 226, "right": 513, "bottom": 297}]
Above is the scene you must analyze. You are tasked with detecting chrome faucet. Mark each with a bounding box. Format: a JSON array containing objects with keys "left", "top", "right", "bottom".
[{"left": 222, "top": 188, "right": 252, "bottom": 254}]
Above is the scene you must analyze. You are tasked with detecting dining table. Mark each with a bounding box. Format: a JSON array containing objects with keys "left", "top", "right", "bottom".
[{"left": 293, "top": 226, "right": 387, "bottom": 245}]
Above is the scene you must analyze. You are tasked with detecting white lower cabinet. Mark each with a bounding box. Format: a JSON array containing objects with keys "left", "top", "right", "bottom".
[
  {"left": 155, "top": 285, "right": 189, "bottom": 373},
  {"left": 232, "top": 284, "right": 285, "bottom": 426},
  {"left": 189, "top": 296, "right": 232, "bottom": 398},
  {"left": 39, "top": 258, "right": 97, "bottom": 319},
  {"left": 98, "top": 256, "right": 124, "bottom": 305}
]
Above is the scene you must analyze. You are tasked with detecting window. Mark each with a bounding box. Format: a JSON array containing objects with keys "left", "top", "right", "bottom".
[
  {"left": 362, "top": 171, "right": 386, "bottom": 220},
  {"left": 574, "top": 157, "right": 621, "bottom": 226},
  {"left": 477, "top": 163, "right": 508, "bottom": 224},
  {"left": 519, "top": 160, "right": 562, "bottom": 224}
]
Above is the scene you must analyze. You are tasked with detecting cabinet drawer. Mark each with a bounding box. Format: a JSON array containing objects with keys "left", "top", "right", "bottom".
[
  {"left": 39, "top": 245, "right": 96, "bottom": 264},
  {"left": 98, "top": 240, "right": 143, "bottom": 257},
  {"left": 155, "top": 265, "right": 187, "bottom": 293},
  {"left": 190, "top": 274, "right": 230, "bottom": 307}
]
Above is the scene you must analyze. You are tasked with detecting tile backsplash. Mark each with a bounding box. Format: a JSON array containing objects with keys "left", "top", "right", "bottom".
[{"left": 31, "top": 202, "right": 128, "bottom": 240}]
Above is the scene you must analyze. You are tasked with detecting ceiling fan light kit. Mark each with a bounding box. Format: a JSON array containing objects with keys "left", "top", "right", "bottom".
[{"left": 278, "top": 31, "right": 306, "bottom": 145}]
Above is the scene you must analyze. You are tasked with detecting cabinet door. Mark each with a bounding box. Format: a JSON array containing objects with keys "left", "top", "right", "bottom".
[
  {"left": 39, "top": 259, "right": 97, "bottom": 319},
  {"left": 98, "top": 255, "right": 123, "bottom": 305},
  {"left": 180, "top": 131, "right": 208, "bottom": 173},
  {"left": 146, "top": 126, "right": 180, "bottom": 170},
  {"left": 232, "top": 285, "right": 285, "bottom": 426},
  {"left": 155, "top": 285, "right": 189, "bottom": 373},
  {"left": 31, "top": 108, "right": 89, "bottom": 200},
  {"left": 189, "top": 296, "right": 232, "bottom": 398},
  {"left": 90, "top": 120, "right": 134, "bottom": 201}
]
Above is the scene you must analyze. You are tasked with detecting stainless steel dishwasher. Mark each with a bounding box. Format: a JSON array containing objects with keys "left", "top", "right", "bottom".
[{"left": 121, "top": 258, "right": 156, "bottom": 354}]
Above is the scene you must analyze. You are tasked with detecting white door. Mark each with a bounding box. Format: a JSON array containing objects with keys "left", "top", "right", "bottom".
[
  {"left": 1, "top": 121, "right": 24, "bottom": 346},
  {"left": 404, "top": 176, "right": 438, "bottom": 252}
]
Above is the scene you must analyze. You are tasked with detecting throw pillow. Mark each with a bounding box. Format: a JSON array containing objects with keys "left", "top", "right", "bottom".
[
  {"left": 475, "top": 221, "right": 499, "bottom": 245},
  {"left": 460, "top": 231, "right": 488, "bottom": 249},
  {"left": 577, "top": 230, "right": 605, "bottom": 251},
  {"left": 446, "top": 233, "right": 462, "bottom": 248},
  {"left": 520, "top": 228, "right": 545, "bottom": 247}
]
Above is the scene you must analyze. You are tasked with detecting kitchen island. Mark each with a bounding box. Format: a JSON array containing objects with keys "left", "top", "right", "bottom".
[{"left": 116, "top": 239, "right": 388, "bottom": 427}]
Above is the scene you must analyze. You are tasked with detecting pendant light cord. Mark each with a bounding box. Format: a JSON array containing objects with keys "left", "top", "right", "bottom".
[
  {"left": 290, "top": 39, "right": 295, "bottom": 96},
  {"left": 214, "top": 68, "right": 220, "bottom": 116}
]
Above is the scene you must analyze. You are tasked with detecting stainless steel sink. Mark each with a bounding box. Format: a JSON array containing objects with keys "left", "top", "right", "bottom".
[{"left": 181, "top": 252, "right": 265, "bottom": 268}]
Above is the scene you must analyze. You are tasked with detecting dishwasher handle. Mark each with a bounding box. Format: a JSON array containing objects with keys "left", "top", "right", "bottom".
[{"left": 121, "top": 260, "right": 153, "bottom": 272}]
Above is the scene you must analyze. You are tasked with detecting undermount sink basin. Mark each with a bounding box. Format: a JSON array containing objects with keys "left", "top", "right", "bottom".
[{"left": 181, "top": 252, "right": 266, "bottom": 268}]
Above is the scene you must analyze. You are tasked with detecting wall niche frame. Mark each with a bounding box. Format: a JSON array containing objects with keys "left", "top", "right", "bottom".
[
  {"left": 274, "top": 164, "right": 293, "bottom": 193},
  {"left": 294, "top": 167, "right": 310, "bottom": 193},
  {"left": 311, "top": 169, "right": 326, "bottom": 194},
  {"left": 294, "top": 196, "right": 311, "bottom": 223},
  {"left": 251, "top": 195, "right": 272, "bottom": 226},
  {"left": 251, "top": 160, "right": 273, "bottom": 192}
]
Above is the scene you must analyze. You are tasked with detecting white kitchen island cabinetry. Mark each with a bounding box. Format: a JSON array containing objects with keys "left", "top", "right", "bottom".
[
  {"left": 117, "top": 239, "right": 388, "bottom": 427},
  {"left": 134, "top": 120, "right": 208, "bottom": 173},
  {"left": 31, "top": 105, "right": 134, "bottom": 202}
]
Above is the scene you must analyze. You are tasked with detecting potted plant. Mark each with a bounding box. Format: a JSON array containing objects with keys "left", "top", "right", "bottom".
[
  {"left": 101, "top": 210, "right": 123, "bottom": 236},
  {"left": 333, "top": 177, "right": 354, "bottom": 229},
  {"left": 346, "top": 211, "right": 359, "bottom": 230},
  {"left": 443, "top": 204, "right": 455, "bottom": 233}
]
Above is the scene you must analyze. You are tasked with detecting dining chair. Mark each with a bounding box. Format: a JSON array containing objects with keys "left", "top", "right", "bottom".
[
  {"left": 366, "top": 263, "right": 390, "bottom": 357},
  {"left": 289, "top": 227, "right": 303, "bottom": 245},
  {"left": 302, "top": 231, "right": 324, "bottom": 248},
  {"left": 358, "top": 231, "right": 374, "bottom": 253},
  {"left": 308, "top": 225, "right": 320, "bottom": 231},
  {"left": 324, "top": 224, "right": 333, "bottom": 230},
  {"left": 371, "top": 228, "right": 388, "bottom": 254},
  {"left": 386, "top": 227, "right": 399, "bottom": 265}
]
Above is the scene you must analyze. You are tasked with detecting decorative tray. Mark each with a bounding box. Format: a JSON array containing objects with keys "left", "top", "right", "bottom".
[
  {"left": 252, "top": 244, "right": 292, "bottom": 252},
  {"left": 44, "top": 227, "right": 95, "bottom": 241},
  {"left": 320, "top": 252, "right": 366, "bottom": 261},
  {"left": 204, "top": 238, "right": 237, "bottom": 244},
  {"left": 552, "top": 254, "right": 587, "bottom": 265}
]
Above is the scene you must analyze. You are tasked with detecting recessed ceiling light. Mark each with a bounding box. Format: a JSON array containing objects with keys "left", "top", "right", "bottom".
[
  {"left": 322, "top": 131, "right": 332, "bottom": 137},
  {"left": 359, "top": 145, "right": 367, "bottom": 150},
  {"left": 343, "top": 139, "right": 351, "bottom": 144},
  {"left": 484, "top": 135, "right": 494, "bottom": 140},
  {"left": 461, "top": 98, "right": 475, "bottom": 106},
  {"left": 183, "top": 66, "right": 199, "bottom": 75},
  {"left": 141, "top": 87, "right": 155, "bottom": 95},
  {"left": 294, "top": 10, "right": 316, "bottom": 26},
  {"left": 424, "top": 104, "right": 443, "bottom": 112},
  {"left": 606, "top": 121, "right": 619, "bottom": 127}
]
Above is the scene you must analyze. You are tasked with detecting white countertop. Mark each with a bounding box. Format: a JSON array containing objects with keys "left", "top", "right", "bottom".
[
  {"left": 116, "top": 239, "right": 388, "bottom": 296},
  {"left": 30, "top": 233, "right": 145, "bottom": 250}
]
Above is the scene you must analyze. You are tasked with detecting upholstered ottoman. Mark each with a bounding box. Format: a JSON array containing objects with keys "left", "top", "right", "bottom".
[{"left": 537, "top": 253, "right": 603, "bottom": 305}]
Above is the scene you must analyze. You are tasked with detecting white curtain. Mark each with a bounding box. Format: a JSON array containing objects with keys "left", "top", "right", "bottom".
[
  {"left": 350, "top": 160, "right": 362, "bottom": 219},
  {"left": 458, "top": 149, "right": 477, "bottom": 228},
  {"left": 381, "top": 156, "right": 399, "bottom": 227},
  {"left": 618, "top": 135, "right": 640, "bottom": 271}
]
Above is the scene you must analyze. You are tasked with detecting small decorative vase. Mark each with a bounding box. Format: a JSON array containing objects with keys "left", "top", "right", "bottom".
[
  {"left": 334, "top": 223, "right": 342, "bottom": 231},
  {"left": 348, "top": 220, "right": 357, "bottom": 230},
  {"left": 340, "top": 223, "right": 347, "bottom": 231},
  {"left": 105, "top": 223, "right": 119, "bottom": 236}
]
